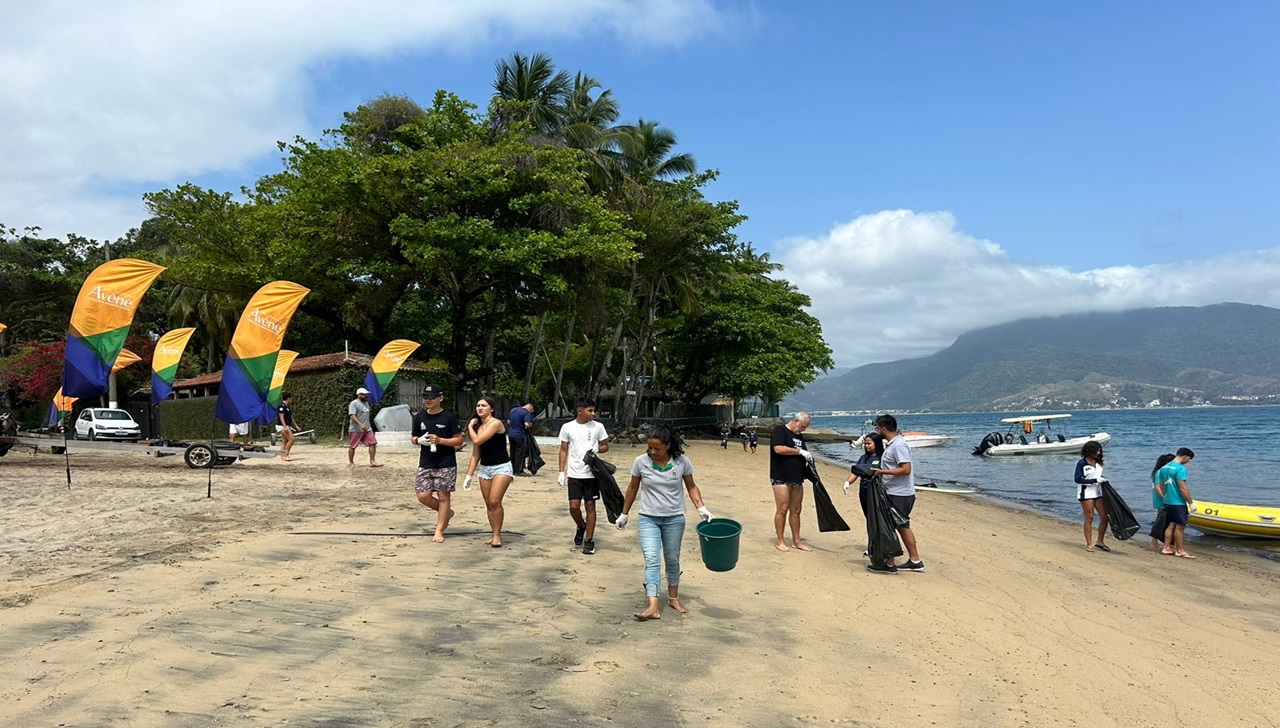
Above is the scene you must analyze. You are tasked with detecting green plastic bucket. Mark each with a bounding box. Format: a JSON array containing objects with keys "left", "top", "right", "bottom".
[{"left": 696, "top": 518, "right": 742, "bottom": 572}]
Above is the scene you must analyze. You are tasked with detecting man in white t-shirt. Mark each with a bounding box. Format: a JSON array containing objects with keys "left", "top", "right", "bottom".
[{"left": 558, "top": 400, "right": 610, "bottom": 555}]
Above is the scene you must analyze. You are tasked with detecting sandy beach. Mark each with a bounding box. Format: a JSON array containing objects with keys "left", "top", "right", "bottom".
[{"left": 2, "top": 439, "right": 1279, "bottom": 728}]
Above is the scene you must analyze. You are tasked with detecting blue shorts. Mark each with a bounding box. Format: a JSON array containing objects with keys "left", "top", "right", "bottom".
[
  {"left": 1165, "top": 504, "right": 1189, "bottom": 526},
  {"left": 478, "top": 462, "right": 514, "bottom": 480}
]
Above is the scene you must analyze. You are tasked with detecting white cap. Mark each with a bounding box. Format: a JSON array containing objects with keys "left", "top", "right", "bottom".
[{"left": 356, "top": 387, "right": 370, "bottom": 395}]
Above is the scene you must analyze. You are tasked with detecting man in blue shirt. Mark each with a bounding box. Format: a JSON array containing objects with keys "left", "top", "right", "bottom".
[
  {"left": 1157, "top": 447, "right": 1196, "bottom": 558},
  {"left": 508, "top": 402, "right": 535, "bottom": 475}
]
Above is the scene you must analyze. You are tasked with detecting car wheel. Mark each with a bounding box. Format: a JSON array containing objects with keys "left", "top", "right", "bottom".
[{"left": 88, "top": 429, "right": 97, "bottom": 441}]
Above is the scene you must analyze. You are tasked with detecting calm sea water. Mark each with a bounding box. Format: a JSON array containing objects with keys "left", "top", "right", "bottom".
[{"left": 806, "top": 407, "right": 1280, "bottom": 559}]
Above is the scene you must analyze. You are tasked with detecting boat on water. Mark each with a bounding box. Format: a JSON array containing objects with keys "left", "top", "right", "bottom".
[
  {"left": 854, "top": 420, "right": 953, "bottom": 448},
  {"left": 902, "top": 431, "right": 954, "bottom": 448},
  {"left": 1188, "top": 501, "right": 1280, "bottom": 539},
  {"left": 972, "top": 414, "right": 1110, "bottom": 457}
]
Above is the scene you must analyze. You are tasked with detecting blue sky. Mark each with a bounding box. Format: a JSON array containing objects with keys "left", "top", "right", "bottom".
[{"left": 4, "top": 1, "right": 1278, "bottom": 365}]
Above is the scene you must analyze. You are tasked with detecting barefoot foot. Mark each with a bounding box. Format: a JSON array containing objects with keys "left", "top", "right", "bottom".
[
  {"left": 633, "top": 610, "right": 661, "bottom": 621},
  {"left": 775, "top": 542, "right": 789, "bottom": 552},
  {"left": 792, "top": 542, "right": 814, "bottom": 552},
  {"left": 668, "top": 598, "right": 689, "bottom": 614},
  {"left": 432, "top": 534, "right": 445, "bottom": 543}
]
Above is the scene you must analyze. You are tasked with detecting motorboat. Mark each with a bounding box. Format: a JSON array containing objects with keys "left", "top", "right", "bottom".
[
  {"left": 855, "top": 420, "right": 953, "bottom": 448},
  {"left": 1187, "top": 501, "right": 1280, "bottom": 539},
  {"left": 972, "top": 414, "right": 1110, "bottom": 457},
  {"left": 902, "top": 431, "right": 954, "bottom": 448}
]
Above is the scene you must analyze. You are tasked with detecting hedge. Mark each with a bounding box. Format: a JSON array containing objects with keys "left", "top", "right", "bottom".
[{"left": 157, "top": 367, "right": 446, "bottom": 441}]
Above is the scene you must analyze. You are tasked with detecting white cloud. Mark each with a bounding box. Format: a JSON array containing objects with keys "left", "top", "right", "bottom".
[
  {"left": 779, "top": 209, "right": 1280, "bottom": 367},
  {"left": 0, "top": 0, "right": 728, "bottom": 239}
]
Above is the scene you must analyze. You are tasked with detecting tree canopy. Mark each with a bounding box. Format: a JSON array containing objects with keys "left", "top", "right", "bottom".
[{"left": 2, "top": 53, "right": 832, "bottom": 422}]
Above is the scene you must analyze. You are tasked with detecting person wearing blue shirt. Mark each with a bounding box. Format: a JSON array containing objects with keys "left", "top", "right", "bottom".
[
  {"left": 1156, "top": 448, "right": 1196, "bottom": 558},
  {"left": 1148, "top": 453, "right": 1176, "bottom": 550},
  {"left": 507, "top": 402, "right": 534, "bottom": 475}
]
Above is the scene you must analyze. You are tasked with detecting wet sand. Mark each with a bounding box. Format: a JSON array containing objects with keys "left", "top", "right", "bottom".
[{"left": 1, "top": 440, "right": 1278, "bottom": 727}]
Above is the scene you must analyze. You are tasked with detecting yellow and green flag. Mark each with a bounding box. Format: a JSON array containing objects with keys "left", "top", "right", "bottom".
[
  {"left": 363, "top": 339, "right": 420, "bottom": 404},
  {"left": 62, "top": 259, "right": 166, "bottom": 398},
  {"left": 111, "top": 348, "right": 142, "bottom": 374},
  {"left": 254, "top": 349, "right": 298, "bottom": 425},
  {"left": 214, "top": 281, "right": 309, "bottom": 424},
  {"left": 42, "top": 388, "right": 78, "bottom": 428},
  {"left": 150, "top": 328, "right": 196, "bottom": 404}
]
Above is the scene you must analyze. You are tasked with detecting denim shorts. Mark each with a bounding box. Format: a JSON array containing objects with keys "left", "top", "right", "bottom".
[{"left": 477, "top": 462, "right": 514, "bottom": 480}]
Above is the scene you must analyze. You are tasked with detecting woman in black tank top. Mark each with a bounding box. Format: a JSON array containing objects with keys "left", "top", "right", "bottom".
[{"left": 466, "top": 396, "right": 514, "bottom": 547}]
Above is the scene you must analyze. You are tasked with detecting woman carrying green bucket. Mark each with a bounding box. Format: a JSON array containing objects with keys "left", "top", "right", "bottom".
[{"left": 616, "top": 426, "right": 714, "bottom": 621}]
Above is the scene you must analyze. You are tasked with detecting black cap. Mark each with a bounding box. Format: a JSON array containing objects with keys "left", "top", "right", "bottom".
[{"left": 422, "top": 384, "right": 444, "bottom": 399}]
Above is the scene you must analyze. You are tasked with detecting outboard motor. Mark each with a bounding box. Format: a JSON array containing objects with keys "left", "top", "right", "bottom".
[{"left": 972, "top": 431, "right": 1005, "bottom": 456}]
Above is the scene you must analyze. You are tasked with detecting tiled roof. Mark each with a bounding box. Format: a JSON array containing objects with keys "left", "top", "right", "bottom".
[{"left": 173, "top": 351, "right": 432, "bottom": 389}]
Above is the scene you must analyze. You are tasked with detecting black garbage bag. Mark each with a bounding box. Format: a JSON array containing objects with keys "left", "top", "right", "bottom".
[
  {"left": 526, "top": 435, "right": 546, "bottom": 475},
  {"left": 853, "top": 464, "right": 902, "bottom": 563},
  {"left": 1149, "top": 508, "right": 1169, "bottom": 543},
  {"left": 1100, "top": 481, "right": 1140, "bottom": 541},
  {"left": 584, "top": 450, "right": 625, "bottom": 524},
  {"left": 806, "top": 461, "right": 850, "bottom": 532}
]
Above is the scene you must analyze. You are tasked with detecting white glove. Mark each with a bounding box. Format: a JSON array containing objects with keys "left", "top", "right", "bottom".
[
  {"left": 798, "top": 449, "right": 814, "bottom": 463},
  {"left": 557, "top": 471, "right": 568, "bottom": 487},
  {"left": 463, "top": 475, "right": 473, "bottom": 491},
  {"left": 615, "top": 513, "right": 628, "bottom": 530},
  {"left": 843, "top": 480, "right": 852, "bottom": 495},
  {"left": 697, "top": 506, "right": 713, "bottom": 522}
]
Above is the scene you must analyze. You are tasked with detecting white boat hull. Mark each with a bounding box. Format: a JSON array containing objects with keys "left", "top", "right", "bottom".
[
  {"left": 983, "top": 432, "right": 1111, "bottom": 457},
  {"left": 904, "top": 434, "right": 953, "bottom": 448}
]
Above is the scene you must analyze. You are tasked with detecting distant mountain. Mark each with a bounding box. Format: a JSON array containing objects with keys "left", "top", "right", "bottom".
[{"left": 787, "top": 303, "right": 1280, "bottom": 412}]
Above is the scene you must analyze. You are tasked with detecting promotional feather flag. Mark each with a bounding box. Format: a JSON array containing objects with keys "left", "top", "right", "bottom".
[
  {"left": 42, "top": 388, "right": 78, "bottom": 428},
  {"left": 254, "top": 349, "right": 298, "bottom": 425},
  {"left": 111, "top": 348, "right": 142, "bottom": 374},
  {"left": 363, "top": 339, "right": 420, "bottom": 404},
  {"left": 62, "top": 259, "right": 166, "bottom": 398},
  {"left": 214, "top": 281, "right": 309, "bottom": 425},
  {"left": 150, "top": 327, "right": 196, "bottom": 404}
]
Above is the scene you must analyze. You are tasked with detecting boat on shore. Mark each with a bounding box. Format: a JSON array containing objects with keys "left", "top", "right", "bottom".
[
  {"left": 973, "top": 414, "right": 1110, "bottom": 457},
  {"left": 1188, "top": 501, "right": 1280, "bottom": 539}
]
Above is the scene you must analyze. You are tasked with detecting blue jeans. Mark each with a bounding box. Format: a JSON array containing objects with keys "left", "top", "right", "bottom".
[{"left": 637, "top": 513, "right": 685, "bottom": 598}]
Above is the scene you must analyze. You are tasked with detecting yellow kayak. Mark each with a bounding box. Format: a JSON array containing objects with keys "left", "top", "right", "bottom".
[{"left": 1188, "top": 501, "right": 1280, "bottom": 539}]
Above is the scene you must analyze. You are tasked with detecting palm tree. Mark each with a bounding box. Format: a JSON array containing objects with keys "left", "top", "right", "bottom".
[
  {"left": 166, "top": 285, "right": 241, "bottom": 373},
  {"left": 491, "top": 52, "right": 571, "bottom": 136},
  {"left": 609, "top": 119, "right": 697, "bottom": 184}
]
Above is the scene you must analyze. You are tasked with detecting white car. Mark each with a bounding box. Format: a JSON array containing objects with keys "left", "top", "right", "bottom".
[{"left": 74, "top": 408, "right": 143, "bottom": 442}]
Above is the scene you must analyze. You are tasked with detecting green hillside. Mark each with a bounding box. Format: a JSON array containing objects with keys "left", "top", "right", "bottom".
[{"left": 786, "top": 303, "right": 1280, "bottom": 412}]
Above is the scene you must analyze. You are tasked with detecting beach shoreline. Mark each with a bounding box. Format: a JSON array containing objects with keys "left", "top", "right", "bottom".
[{"left": 2, "top": 440, "right": 1279, "bottom": 727}]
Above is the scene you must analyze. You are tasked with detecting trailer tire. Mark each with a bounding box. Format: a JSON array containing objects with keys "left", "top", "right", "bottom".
[
  {"left": 184, "top": 443, "right": 216, "bottom": 469},
  {"left": 307, "top": 432, "right": 317, "bottom": 444}
]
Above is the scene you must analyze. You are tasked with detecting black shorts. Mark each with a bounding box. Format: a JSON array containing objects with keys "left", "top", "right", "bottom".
[
  {"left": 567, "top": 477, "right": 600, "bottom": 502},
  {"left": 888, "top": 494, "right": 916, "bottom": 528},
  {"left": 1164, "top": 504, "right": 1190, "bottom": 526}
]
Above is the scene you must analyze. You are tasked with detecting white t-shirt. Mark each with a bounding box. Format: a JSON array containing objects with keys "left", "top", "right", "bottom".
[
  {"left": 558, "top": 419, "right": 609, "bottom": 479},
  {"left": 630, "top": 454, "right": 695, "bottom": 517}
]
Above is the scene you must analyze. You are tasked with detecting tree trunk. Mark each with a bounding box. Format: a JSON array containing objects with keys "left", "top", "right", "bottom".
[
  {"left": 481, "top": 293, "right": 501, "bottom": 391},
  {"left": 550, "top": 312, "right": 576, "bottom": 418},
  {"left": 521, "top": 310, "right": 547, "bottom": 402},
  {"left": 590, "top": 262, "right": 638, "bottom": 401},
  {"left": 621, "top": 291, "right": 659, "bottom": 428}
]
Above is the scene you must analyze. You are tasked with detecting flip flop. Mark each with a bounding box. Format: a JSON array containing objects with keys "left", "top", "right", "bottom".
[
  {"left": 1095, "top": 543, "right": 1111, "bottom": 552},
  {"left": 1176, "top": 553, "right": 1197, "bottom": 559}
]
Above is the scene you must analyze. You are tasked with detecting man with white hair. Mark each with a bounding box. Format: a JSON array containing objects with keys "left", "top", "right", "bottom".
[
  {"left": 769, "top": 412, "right": 814, "bottom": 552},
  {"left": 347, "top": 386, "right": 381, "bottom": 468}
]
